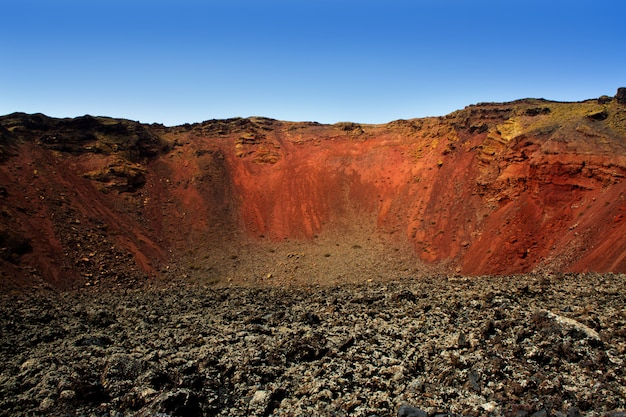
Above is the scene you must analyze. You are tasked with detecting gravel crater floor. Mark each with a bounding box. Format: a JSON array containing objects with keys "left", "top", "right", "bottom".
[{"left": 1, "top": 273, "right": 625, "bottom": 417}]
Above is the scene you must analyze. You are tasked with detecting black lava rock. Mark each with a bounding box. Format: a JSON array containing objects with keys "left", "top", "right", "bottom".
[{"left": 398, "top": 405, "right": 428, "bottom": 417}]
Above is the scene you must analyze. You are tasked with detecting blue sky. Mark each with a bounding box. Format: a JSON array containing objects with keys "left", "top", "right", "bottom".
[{"left": 2, "top": 1, "right": 625, "bottom": 125}]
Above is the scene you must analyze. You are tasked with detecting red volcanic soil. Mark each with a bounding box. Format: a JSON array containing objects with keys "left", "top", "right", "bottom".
[{"left": 1, "top": 92, "right": 626, "bottom": 289}]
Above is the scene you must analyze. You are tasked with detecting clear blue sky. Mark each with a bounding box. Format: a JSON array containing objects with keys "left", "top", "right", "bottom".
[{"left": 2, "top": 1, "right": 625, "bottom": 126}]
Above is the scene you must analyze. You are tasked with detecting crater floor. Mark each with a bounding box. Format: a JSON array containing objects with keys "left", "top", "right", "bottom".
[{"left": 1, "top": 273, "right": 624, "bottom": 416}]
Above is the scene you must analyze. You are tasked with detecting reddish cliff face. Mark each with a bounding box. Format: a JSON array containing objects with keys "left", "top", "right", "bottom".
[{"left": 2, "top": 93, "right": 626, "bottom": 289}]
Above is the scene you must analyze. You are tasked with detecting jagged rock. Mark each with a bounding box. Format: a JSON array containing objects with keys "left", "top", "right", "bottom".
[
  {"left": 398, "top": 405, "right": 428, "bottom": 417},
  {"left": 137, "top": 389, "right": 202, "bottom": 417},
  {"left": 538, "top": 309, "right": 601, "bottom": 341},
  {"left": 567, "top": 407, "right": 582, "bottom": 417},
  {"left": 74, "top": 334, "right": 113, "bottom": 347},
  {"left": 3, "top": 273, "right": 624, "bottom": 415},
  {"left": 616, "top": 87, "right": 626, "bottom": 104},
  {"left": 587, "top": 109, "right": 609, "bottom": 120}
]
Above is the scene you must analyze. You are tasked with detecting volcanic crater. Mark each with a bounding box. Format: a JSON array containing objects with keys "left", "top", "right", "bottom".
[
  {"left": 2, "top": 91, "right": 626, "bottom": 289},
  {"left": 2, "top": 91, "right": 626, "bottom": 416}
]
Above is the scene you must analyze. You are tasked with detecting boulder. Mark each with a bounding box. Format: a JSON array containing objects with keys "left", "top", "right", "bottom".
[{"left": 616, "top": 87, "right": 626, "bottom": 105}]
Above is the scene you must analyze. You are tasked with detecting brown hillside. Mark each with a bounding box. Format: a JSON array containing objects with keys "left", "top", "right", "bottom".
[{"left": 2, "top": 91, "right": 626, "bottom": 289}]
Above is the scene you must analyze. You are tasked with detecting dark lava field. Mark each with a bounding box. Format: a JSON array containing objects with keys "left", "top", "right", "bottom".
[{"left": 1, "top": 273, "right": 625, "bottom": 417}]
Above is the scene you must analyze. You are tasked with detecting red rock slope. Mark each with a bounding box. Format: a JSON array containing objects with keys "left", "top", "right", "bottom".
[{"left": 1, "top": 91, "right": 626, "bottom": 288}]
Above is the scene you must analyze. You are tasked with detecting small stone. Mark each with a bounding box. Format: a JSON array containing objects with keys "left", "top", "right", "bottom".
[
  {"left": 39, "top": 397, "right": 55, "bottom": 411},
  {"left": 482, "top": 401, "right": 498, "bottom": 413},
  {"left": 250, "top": 390, "right": 269, "bottom": 405},
  {"left": 20, "top": 358, "right": 38, "bottom": 371},
  {"left": 148, "top": 388, "right": 200, "bottom": 416},
  {"left": 567, "top": 407, "right": 582, "bottom": 417},
  {"left": 398, "top": 405, "right": 427, "bottom": 417},
  {"left": 457, "top": 331, "right": 470, "bottom": 349},
  {"left": 140, "top": 387, "right": 158, "bottom": 399},
  {"left": 59, "top": 390, "right": 76, "bottom": 401},
  {"left": 305, "top": 312, "right": 321, "bottom": 325},
  {"left": 468, "top": 371, "right": 481, "bottom": 392}
]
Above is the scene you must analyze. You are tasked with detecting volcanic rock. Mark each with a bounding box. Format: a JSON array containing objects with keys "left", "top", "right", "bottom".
[
  {"left": 398, "top": 405, "right": 428, "bottom": 417},
  {"left": 616, "top": 87, "right": 626, "bottom": 105},
  {"left": 1, "top": 273, "right": 625, "bottom": 416},
  {"left": 1, "top": 93, "right": 626, "bottom": 289}
]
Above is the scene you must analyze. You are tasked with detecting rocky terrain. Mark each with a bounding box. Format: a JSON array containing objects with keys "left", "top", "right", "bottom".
[
  {"left": 1, "top": 89, "right": 626, "bottom": 289},
  {"left": 1, "top": 91, "right": 626, "bottom": 416},
  {"left": 1, "top": 273, "right": 625, "bottom": 416}
]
